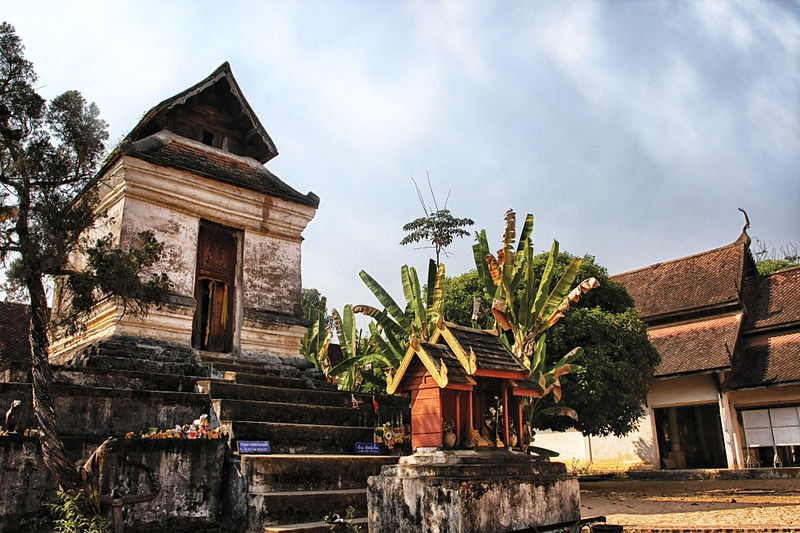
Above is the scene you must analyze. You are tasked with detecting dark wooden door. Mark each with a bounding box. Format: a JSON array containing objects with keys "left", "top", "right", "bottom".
[{"left": 192, "top": 221, "right": 237, "bottom": 352}]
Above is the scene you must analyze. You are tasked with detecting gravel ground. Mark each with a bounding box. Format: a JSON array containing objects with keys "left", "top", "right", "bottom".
[{"left": 580, "top": 478, "right": 800, "bottom": 530}]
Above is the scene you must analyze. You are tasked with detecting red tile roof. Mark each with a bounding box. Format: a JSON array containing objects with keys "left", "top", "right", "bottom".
[
  {"left": 647, "top": 313, "right": 741, "bottom": 377},
  {"left": 742, "top": 266, "right": 800, "bottom": 332},
  {"left": 722, "top": 331, "right": 800, "bottom": 389},
  {"left": 611, "top": 236, "right": 751, "bottom": 320},
  {"left": 0, "top": 301, "right": 31, "bottom": 368}
]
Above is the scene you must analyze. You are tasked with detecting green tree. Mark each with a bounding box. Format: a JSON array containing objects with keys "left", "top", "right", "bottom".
[
  {"left": 753, "top": 238, "right": 799, "bottom": 275},
  {"left": 301, "top": 287, "right": 325, "bottom": 318},
  {"left": 0, "top": 23, "right": 170, "bottom": 508},
  {"left": 443, "top": 251, "right": 660, "bottom": 437},
  {"left": 440, "top": 268, "right": 487, "bottom": 328},
  {"left": 399, "top": 175, "right": 473, "bottom": 266}
]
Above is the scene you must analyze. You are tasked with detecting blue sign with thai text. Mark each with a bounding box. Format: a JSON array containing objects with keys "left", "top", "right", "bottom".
[
  {"left": 355, "top": 442, "right": 382, "bottom": 455},
  {"left": 237, "top": 440, "right": 271, "bottom": 454}
]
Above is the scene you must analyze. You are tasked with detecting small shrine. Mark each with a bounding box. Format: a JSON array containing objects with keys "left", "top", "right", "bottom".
[
  {"left": 369, "top": 322, "right": 582, "bottom": 532},
  {"left": 386, "top": 321, "right": 543, "bottom": 450}
]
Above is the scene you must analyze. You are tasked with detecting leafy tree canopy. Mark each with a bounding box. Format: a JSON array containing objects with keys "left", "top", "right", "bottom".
[
  {"left": 443, "top": 252, "right": 660, "bottom": 437},
  {"left": 0, "top": 22, "right": 170, "bottom": 501},
  {"left": 399, "top": 175, "right": 473, "bottom": 265},
  {"left": 752, "top": 238, "right": 799, "bottom": 275}
]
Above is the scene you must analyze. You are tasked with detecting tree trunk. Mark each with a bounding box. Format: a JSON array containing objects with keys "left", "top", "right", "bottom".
[{"left": 28, "top": 274, "right": 81, "bottom": 491}]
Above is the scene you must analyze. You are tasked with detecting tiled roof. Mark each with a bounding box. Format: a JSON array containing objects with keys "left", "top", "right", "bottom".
[
  {"left": 722, "top": 331, "right": 800, "bottom": 390},
  {"left": 120, "top": 132, "right": 319, "bottom": 208},
  {"left": 611, "top": 236, "right": 751, "bottom": 320},
  {"left": 0, "top": 302, "right": 31, "bottom": 368},
  {"left": 647, "top": 313, "right": 740, "bottom": 377},
  {"left": 444, "top": 323, "right": 528, "bottom": 374},
  {"left": 422, "top": 343, "right": 473, "bottom": 385},
  {"left": 742, "top": 266, "right": 800, "bottom": 332}
]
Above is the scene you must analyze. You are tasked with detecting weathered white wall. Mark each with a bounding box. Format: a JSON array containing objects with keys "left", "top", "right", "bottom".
[
  {"left": 532, "top": 413, "right": 657, "bottom": 472},
  {"left": 52, "top": 138, "right": 316, "bottom": 359},
  {"left": 242, "top": 233, "right": 302, "bottom": 315}
]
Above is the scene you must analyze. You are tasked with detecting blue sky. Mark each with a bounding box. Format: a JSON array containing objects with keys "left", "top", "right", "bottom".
[{"left": 5, "top": 0, "right": 799, "bottom": 314}]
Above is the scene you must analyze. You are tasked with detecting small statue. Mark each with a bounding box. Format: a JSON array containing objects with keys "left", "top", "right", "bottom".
[
  {"left": 469, "top": 429, "right": 494, "bottom": 448},
  {"left": 4, "top": 400, "right": 22, "bottom": 434}
]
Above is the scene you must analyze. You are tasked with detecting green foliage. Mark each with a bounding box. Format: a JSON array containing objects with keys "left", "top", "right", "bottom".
[
  {"left": 753, "top": 238, "right": 799, "bottom": 275},
  {"left": 324, "top": 505, "right": 362, "bottom": 532},
  {"left": 300, "top": 296, "right": 332, "bottom": 374},
  {"left": 55, "top": 231, "right": 171, "bottom": 333},
  {"left": 301, "top": 287, "right": 333, "bottom": 326},
  {"left": 51, "top": 489, "right": 110, "bottom": 533},
  {"left": 0, "top": 23, "right": 172, "bottom": 491},
  {"left": 440, "top": 269, "right": 488, "bottom": 328},
  {"left": 353, "top": 259, "right": 444, "bottom": 378},
  {"left": 451, "top": 243, "right": 660, "bottom": 437},
  {"left": 757, "top": 259, "right": 799, "bottom": 275},
  {"left": 328, "top": 305, "right": 389, "bottom": 392},
  {"left": 472, "top": 209, "right": 598, "bottom": 402},
  {"left": 545, "top": 307, "right": 659, "bottom": 436},
  {"left": 399, "top": 176, "right": 473, "bottom": 265},
  {"left": 401, "top": 209, "right": 474, "bottom": 264}
]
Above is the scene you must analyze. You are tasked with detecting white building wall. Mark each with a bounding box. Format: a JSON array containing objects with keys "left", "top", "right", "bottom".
[{"left": 531, "top": 412, "right": 657, "bottom": 472}]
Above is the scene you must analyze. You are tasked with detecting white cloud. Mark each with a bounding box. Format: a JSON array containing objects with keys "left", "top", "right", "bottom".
[{"left": 408, "top": 0, "right": 492, "bottom": 82}]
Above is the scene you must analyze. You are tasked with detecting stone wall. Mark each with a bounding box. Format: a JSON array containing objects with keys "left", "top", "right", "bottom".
[{"left": 0, "top": 435, "right": 226, "bottom": 532}]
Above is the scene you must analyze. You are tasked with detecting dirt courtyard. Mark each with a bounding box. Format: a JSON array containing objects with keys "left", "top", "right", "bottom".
[{"left": 580, "top": 478, "right": 800, "bottom": 530}]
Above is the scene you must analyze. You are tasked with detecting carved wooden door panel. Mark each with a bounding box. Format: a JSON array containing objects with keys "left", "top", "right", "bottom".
[{"left": 192, "top": 221, "right": 237, "bottom": 352}]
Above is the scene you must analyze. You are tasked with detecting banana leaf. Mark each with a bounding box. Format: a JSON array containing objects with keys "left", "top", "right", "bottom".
[
  {"left": 353, "top": 304, "right": 407, "bottom": 344},
  {"left": 402, "top": 265, "right": 425, "bottom": 338},
  {"left": 472, "top": 230, "right": 496, "bottom": 299},
  {"left": 369, "top": 321, "right": 404, "bottom": 368},
  {"left": 359, "top": 269, "right": 411, "bottom": 331},
  {"left": 538, "top": 256, "right": 584, "bottom": 328}
]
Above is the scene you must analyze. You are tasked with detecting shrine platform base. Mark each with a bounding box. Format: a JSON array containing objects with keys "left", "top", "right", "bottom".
[{"left": 367, "top": 448, "right": 580, "bottom": 533}]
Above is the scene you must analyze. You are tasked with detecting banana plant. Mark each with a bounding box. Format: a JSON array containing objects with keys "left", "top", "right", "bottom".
[
  {"left": 328, "top": 305, "right": 399, "bottom": 391},
  {"left": 473, "top": 209, "right": 599, "bottom": 421},
  {"left": 353, "top": 259, "right": 445, "bottom": 372},
  {"left": 300, "top": 296, "right": 332, "bottom": 375}
]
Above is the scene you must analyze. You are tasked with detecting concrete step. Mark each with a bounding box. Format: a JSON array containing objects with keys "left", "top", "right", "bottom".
[
  {"left": 227, "top": 421, "right": 374, "bottom": 454},
  {"left": 248, "top": 488, "right": 366, "bottom": 527},
  {"left": 0, "top": 382, "right": 211, "bottom": 437},
  {"left": 212, "top": 371, "right": 321, "bottom": 390},
  {"left": 95, "top": 338, "right": 197, "bottom": 362},
  {"left": 263, "top": 517, "right": 368, "bottom": 533},
  {"left": 70, "top": 354, "right": 211, "bottom": 377},
  {"left": 240, "top": 454, "right": 397, "bottom": 492},
  {"left": 208, "top": 360, "right": 286, "bottom": 376},
  {"left": 198, "top": 380, "right": 355, "bottom": 407},
  {"left": 52, "top": 366, "right": 198, "bottom": 392},
  {"left": 213, "top": 399, "right": 368, "bottom": 427}
]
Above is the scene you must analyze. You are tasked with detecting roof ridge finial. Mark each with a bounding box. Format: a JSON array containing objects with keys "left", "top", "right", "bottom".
[{"left": 737, "top": 207, "right": 751, "bottom": 245}]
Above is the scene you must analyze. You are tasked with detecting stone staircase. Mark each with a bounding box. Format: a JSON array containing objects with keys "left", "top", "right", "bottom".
[
  {"left": 196, "top": 354, "right": 409, "bottom": 532},
  {"left": 1, "top": 337, "right": 409, "bottom": 532},
  {"left": 1, "top": 339, "right": 212, "bottom": 438}
]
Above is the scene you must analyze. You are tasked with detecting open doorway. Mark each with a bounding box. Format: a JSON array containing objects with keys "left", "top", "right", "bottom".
[
  {"left": 192, "top": 220, "right": 240, "bottom": 352},
  {"left": 654, "top": 404, "right": 727, "bottom": 469}
]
